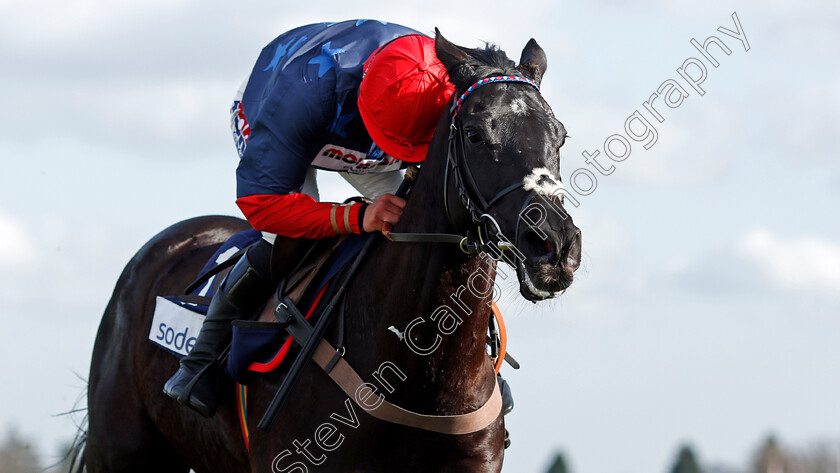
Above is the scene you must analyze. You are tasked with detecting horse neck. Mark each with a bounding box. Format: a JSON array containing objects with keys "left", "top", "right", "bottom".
[{"left": 347, "top": 147, "right": 498, "bottom": 412}]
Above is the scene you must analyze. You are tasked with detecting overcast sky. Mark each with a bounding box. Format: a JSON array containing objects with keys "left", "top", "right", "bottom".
[{"left": 1, "top": 0, "right": 838, "bottom": 472}]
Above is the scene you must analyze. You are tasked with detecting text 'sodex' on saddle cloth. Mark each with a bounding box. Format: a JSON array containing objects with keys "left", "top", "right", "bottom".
[{"left": 148, "top": 229, "right": 262, "bottom": 357}]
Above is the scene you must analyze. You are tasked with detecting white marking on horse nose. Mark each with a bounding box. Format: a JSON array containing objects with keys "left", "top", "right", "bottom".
[{"left": 523, "top": 167, "right": 565, "bottom": 196}]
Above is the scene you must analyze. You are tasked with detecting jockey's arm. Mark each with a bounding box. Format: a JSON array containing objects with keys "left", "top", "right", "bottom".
[
  {"left": 235, "top": 80, "right": 364, "bottom": 239},
  {"left": 234, "top": 80, "right": 405, "bottom": 239},
  {"left": 236, "top": 192, "right": 367, "bottom": 239},
  {"left": 236, "top": 191, "right": 405, "bottom": 238}
]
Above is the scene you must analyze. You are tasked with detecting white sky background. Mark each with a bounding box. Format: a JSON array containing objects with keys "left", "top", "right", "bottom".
[{"left": 1, "top": 0, "right": 839, "bottom": 472}]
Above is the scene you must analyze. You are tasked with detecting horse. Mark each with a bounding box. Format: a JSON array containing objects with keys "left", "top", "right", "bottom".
[{"left": 83, "top": 30, "right": 582, "bottom": 473}]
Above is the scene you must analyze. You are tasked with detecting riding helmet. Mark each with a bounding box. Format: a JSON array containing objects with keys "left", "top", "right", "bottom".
[{"left": 358, "top": 34, "right": 455, "bottom": 163}]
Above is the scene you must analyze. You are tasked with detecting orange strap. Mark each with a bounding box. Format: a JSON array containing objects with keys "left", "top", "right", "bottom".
[{"left": 491, "top": 303, "right": 507, "bottom": 374}]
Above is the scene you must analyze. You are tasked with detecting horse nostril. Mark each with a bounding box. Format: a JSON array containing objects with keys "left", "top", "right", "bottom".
[
  {"left": 535, "top": 238, "right": 556, "bottom": 263},
  {"left": 520, "top": 230, "right": 556, "bottom": 263},
  {"left": 542, "top": 239, "right": 557, "bottom": 263}
]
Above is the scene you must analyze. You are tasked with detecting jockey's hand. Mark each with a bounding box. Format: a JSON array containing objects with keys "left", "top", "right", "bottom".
[{"left": 363, "top": 193, "right": 406, "bottom": 234}]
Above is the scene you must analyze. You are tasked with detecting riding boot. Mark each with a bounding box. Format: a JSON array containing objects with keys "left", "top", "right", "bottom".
[
  {"left": 163, "top": 253, "right": 272, "bottom": 417},
  {"left": 498, "top": 374, "right": 514, "bottom": 415}
]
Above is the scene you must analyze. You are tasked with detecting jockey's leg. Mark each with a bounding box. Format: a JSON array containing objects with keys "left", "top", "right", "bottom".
[{"left": 163, "top": 241, "right": 273, "bottom": 417}]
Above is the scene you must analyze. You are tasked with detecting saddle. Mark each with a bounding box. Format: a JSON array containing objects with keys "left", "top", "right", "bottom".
[
  {"left": 224, "top": 233, "right": 365, "bottom": 384},
  {"left": 174, "top": 230, "right": 351, "bottom": 310},
  {"left": 263, "top": 235, "right": 348, "bottom": 319},
  {"left": 154, "top": 228, "right": 360, "bottom": 374}
]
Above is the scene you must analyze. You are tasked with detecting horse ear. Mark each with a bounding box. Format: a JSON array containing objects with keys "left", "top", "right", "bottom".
[
  {"left": 434, "top": 28, "right": 470, "bottom": 78},
  {"left": 518, "top": 38, "right": 547, "bottom": 86}
]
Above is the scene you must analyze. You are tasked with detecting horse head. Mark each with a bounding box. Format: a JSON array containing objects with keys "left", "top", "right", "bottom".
[{"left": 432, "top": 30, "right": 582, "bottom": 302}]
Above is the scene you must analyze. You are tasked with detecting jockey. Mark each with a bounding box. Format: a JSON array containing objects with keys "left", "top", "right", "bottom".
[{"left": 164, "top": 20, "right": 456, "bottom": 417}]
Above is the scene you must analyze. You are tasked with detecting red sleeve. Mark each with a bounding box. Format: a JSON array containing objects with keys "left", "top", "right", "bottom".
[{"left": 236, "top": 193, "right": 366, "bottom": 239}]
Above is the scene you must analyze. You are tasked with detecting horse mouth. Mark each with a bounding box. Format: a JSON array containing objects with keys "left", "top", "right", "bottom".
[
  {"left": 517, "top": 261, "right": 574, "bottom": 302},
  {"left": 514, "top": 227, "right": 580, "bottom": 302}
]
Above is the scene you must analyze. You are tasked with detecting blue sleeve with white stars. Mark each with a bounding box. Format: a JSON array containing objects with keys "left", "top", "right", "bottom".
[{"left": 235, "top": 20, "right": 421, "bottom": 199}]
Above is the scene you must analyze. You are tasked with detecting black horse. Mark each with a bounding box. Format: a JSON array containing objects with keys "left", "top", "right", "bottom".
[{"left": 84, "top": 30, "right": 581, "bottom": 472}]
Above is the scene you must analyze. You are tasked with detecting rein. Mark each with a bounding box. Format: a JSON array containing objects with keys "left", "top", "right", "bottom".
[{"left": 388, "top": 75, "right": 542, "bottom": 259}]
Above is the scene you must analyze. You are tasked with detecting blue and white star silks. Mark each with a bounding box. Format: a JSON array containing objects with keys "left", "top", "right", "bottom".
[
  {"left": 234, "top": 20, "right": 419, "bottom": 203},
  {"left": 264, "top": 35, "right": 308, "bottom": 72},
  {"left": 307, "top": 42, "right": 347, "bottom": 78}
]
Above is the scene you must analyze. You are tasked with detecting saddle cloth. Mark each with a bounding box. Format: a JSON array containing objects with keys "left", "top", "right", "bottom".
[
  {"left": 148, "top": 229, "right": 261, "bottom": 357},
  {"left": 148, "top": 228, "right": 367, "bottom": 383}
]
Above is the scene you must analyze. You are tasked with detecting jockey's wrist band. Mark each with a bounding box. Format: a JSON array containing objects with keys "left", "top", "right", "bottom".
[{"left": 356, "top": 203, "right": 369, "bottom": 234}]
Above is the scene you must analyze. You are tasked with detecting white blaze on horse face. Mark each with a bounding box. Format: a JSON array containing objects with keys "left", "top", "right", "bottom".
[
  {"left": 510, "top": 97, "right": 528, "bottom": 116},
  {"left": 523, "top": 167, "right": 565, "bottom": 197}
]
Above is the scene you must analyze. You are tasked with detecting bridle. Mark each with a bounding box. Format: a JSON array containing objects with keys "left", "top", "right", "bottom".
[
  {"left": 445, "top": 75, "right": 543, "bottom": 255},
  {"left": 389, "top": 74, "right": 549, "bottom": 259}
]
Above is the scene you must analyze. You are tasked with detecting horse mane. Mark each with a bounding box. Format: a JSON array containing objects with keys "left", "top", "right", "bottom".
[{"left": 447, "top": 43, "right": 520, "bottom": 89}]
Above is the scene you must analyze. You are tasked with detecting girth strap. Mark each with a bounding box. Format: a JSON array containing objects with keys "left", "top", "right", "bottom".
[{"left": 312, "top": 339, "right": 502, "bottom": 435}]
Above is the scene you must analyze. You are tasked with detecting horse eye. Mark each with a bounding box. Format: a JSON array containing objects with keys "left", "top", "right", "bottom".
[{"left": 466, "top": 129, "right": 484, "bottom": 144}]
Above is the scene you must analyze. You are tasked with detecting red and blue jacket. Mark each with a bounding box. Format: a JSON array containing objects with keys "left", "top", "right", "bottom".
[{"left": 231, "top": 20, "right": 420, "bottom": 239}]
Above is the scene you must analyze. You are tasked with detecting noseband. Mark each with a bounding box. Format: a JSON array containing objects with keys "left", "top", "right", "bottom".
[{"left": 388, "top": 74, "right": 550, "bottom": 258}]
